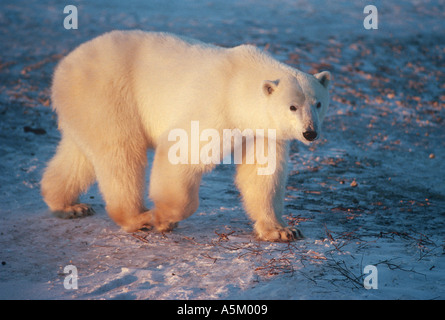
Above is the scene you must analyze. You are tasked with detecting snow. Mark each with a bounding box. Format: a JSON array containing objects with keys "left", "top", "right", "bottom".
[{"left": 1, "top": 0, "right": 444, "bottom": 300}]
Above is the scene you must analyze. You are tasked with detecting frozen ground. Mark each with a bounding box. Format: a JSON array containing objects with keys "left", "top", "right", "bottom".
[{"left": 0, "top": 0, "right": 444, "bottom": 300}]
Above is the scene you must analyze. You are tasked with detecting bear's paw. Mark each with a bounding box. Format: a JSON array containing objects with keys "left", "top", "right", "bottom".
[
  {"left": 256, "top": 225, "right": 304, "bottom": 242},
  {"left": 53, "top": 203, "right": 95, "bottom": 219}
]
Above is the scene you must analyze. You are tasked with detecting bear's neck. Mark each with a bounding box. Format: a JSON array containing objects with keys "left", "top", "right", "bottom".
[{"left": 225, "top": 47, "right": 296, "bottom": 138}]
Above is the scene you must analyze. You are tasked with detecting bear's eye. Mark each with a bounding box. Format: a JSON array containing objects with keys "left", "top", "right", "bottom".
[
  {"left": 290, "top": 105, "right": 297, "bottom": 112},
  {"left": 316, "top": 102, "right": 322, "bottom": 109}
]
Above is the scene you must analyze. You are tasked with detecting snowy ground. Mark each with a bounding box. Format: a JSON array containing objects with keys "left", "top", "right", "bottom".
[{"left": 1, "top": 0, "right": 444, "bottom": 300}]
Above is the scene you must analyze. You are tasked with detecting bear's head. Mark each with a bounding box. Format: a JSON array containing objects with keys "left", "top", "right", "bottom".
[{"left": 262, "top": 70, "right": 331, "bottom": 144}]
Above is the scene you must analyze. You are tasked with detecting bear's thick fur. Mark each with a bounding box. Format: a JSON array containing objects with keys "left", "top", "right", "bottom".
[{"left": 41, "top": 31, "right": 331, "bottom": 241}]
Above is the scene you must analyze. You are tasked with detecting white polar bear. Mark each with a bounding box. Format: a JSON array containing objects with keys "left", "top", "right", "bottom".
[{"left": 41, "top": 30, "right": 331, "bottom": 242}]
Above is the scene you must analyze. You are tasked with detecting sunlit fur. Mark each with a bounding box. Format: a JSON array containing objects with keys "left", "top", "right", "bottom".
[{"left": 41, "top": 30, "right": 331, "bottom": 241}]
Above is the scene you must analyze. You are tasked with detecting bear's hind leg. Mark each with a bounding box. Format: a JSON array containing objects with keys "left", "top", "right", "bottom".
[{"left": 41, "top": 136, "right": 96, "bottom": 218}]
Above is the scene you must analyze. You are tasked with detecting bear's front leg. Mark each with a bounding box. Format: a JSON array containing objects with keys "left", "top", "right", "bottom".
[
  {"left": 148, "top": 140, "right": 203, "bottom": 232},
  {"left": 235, "top": 139, "right": 303, "bottom": 242}
]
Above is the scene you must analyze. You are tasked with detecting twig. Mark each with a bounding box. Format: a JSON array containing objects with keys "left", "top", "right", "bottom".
[
  {"left": 214, "top": 230, "right": 235, "bottom": 242},
  {"left": 324, "top": 224, "right": 344, "bottom": 252},
  {"left": 132, "top": 233, "right": 150, "bottom": 243},
  {"left": 201, "top": 253, "right": 218, "bottom": 264},
  {"left": 325, "top": 253, "right": 363, "bottom": 289}
]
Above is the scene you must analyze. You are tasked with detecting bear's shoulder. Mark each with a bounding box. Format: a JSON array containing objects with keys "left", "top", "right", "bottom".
[{"left": 229, "top": 44, "right": 296, "bottom": 78}]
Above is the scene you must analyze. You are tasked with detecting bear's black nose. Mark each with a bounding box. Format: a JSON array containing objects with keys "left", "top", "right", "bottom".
[{"left": 303, "top": 131, "right": 317, "bottom": 141}]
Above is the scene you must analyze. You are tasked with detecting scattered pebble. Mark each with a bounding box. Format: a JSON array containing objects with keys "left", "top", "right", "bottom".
[{"left": 23, "top": 126, "right": 46, "bottom": 135}]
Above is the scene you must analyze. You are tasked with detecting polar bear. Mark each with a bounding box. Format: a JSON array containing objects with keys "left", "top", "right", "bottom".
[{"left": 41, "top": 30, "right": 331, "bottom": 242}]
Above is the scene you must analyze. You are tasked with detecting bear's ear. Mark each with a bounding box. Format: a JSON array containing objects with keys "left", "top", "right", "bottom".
[
  {"left": 262, "top": 80, "right": 279, "bottom": 96},
  {"left": 314, "top": 71, "right": 331, "bottom": 89}
]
